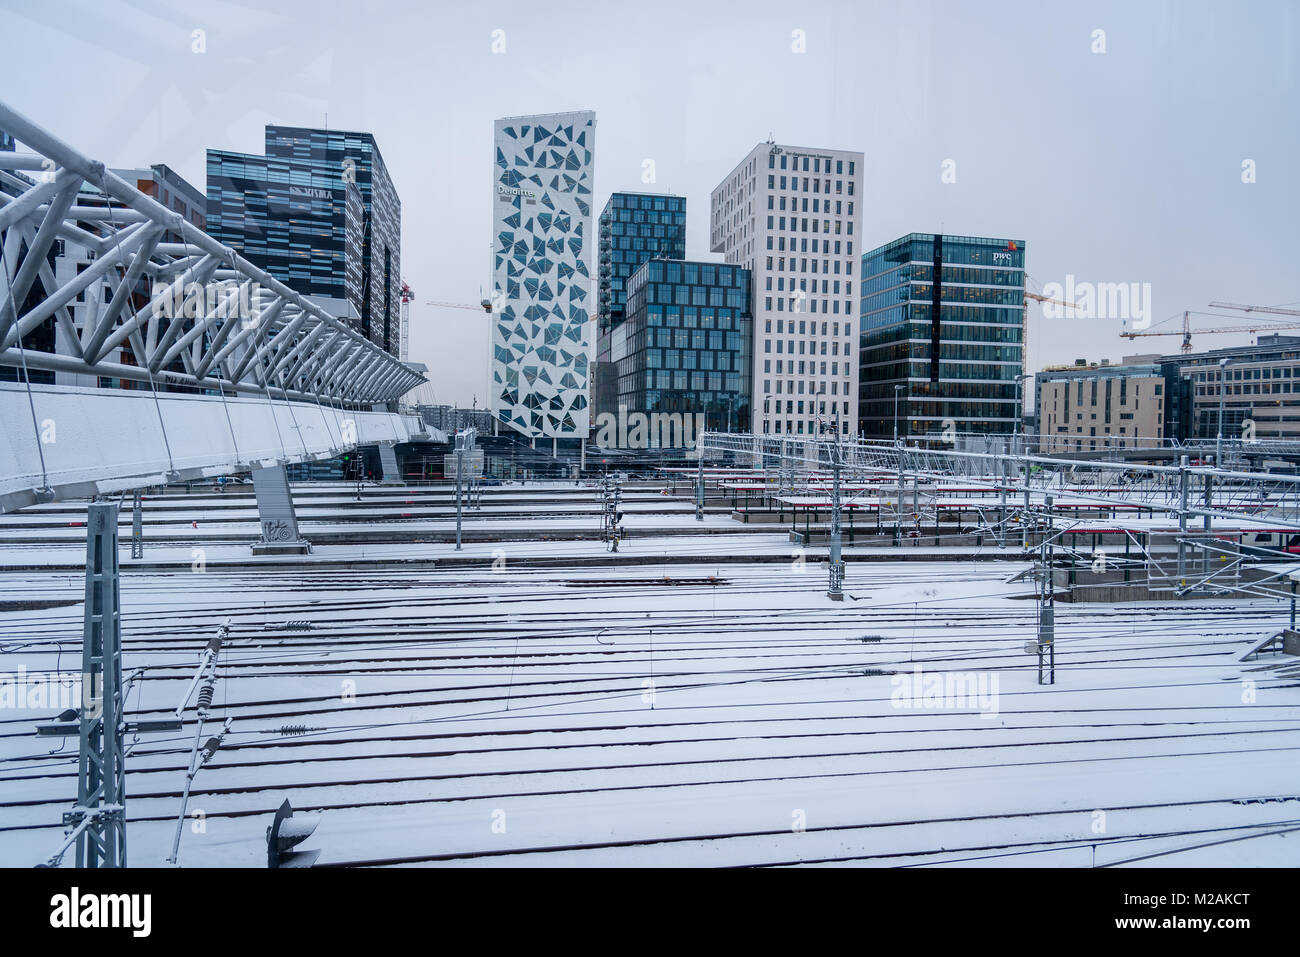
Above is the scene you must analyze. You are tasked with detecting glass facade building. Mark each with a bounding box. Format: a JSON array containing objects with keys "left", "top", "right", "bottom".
[
  {"left": 206, "top": 125, "right": 401, "bottom": 354},
  {"left": 859, "top": 233, "right": 1025, "bottom": 440},
  {"left": 598, "top": 192, "right": 686, "bottom": 328},
  {"left": 594, "top": 192, "right": 686, "bottom": 420},
  {"left": 611, "top": 258, "right": 753, "bottom": 435}
]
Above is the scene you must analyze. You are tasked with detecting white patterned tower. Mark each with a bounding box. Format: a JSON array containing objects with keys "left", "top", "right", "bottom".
[{"left": 491, "top": 111, "right": 596, "bottom": 438}]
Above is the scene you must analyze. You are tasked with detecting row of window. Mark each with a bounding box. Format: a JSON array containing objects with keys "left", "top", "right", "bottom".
[
  {"left": 767, "top": 236, "right": 854, "bottom": 259},
  {"left": 769, "top": 153, "right": 856, "bottom": 177},
  {"left": 765, "top": 319, "right": 853, "bottom": 336},
  {"left": 766, "top": 215, "right": 854, "bottom": 235},
  {"left": 763, "top": 419, "right": 852, "bottom": 435},
  {"left": 767, "top": 277, "right": 852, "bottom": 297},
  {"left": 766, "top": 254, "right": 855, "bottom": 274},
  {"left": 764, "top": 367, "right": 849, "bottom": 390},
  {"left": 767, "top": 174, "right": 855, "bottom": 197},
  {"left": 768, "top": 196, "right": 854, "bottom": 217},
  {"left": 765, "top": 297, "right": 854, "bottom": 315}
]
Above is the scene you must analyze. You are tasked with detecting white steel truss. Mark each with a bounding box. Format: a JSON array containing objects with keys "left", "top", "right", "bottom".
[{"left": 0, "top": 99, "right": 422, "bottom": 406}]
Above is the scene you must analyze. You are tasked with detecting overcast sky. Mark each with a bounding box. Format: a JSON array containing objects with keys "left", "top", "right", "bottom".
[{"left": 2, "top": 0, "right": 1296, "bottom": 408}]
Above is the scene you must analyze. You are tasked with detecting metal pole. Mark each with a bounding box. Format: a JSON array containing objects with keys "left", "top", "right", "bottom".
[
  {"left": 999, "top": 447, "right": 1007, "bottom": 545},
  {"left": 912, "top": 473, "right": 919, "bottom": 544},
  {"left": 894, "top": 447, "right": 904, "bottom": 547},
  {"left": 695, "top": 449, "right": 704, "bottom": 522},
  {"left": 130, "top": 490, "right": 143, "bottom": 560},
  {"left": 828, "top": 426, "right": 843, "bottom": 600},
  {"left": 1202, "top": 472, "right": 1213, "bottom": 575},
  {"left": 1022, "top": 454, "right": 1030, "bottom": 550},
  {"left": 1038, "top": 493, "right": 1055, "bottom": 685},
  {"left": 1177, "top": 454, "right": 1189, "bottom": 587},
  {"left": 76, "top": 502, "right": 126, "bottom": 867},
  {"left": 1216, "top": 359, "right": 1230, "bottom": 466},
  {"left": 455, "top": 446, "right": 463, "bottom": 551}
]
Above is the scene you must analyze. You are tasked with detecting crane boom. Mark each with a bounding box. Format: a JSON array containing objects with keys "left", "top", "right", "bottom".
[
  {"left": 1208, "top": 301, "right": 1300, "bottom": 317},
  {"left": 1121, "top": 302, "right": 1300, "bottom": 352},
  {"left": 426, "top": 299, "right": 493, "bottom": 313},
  {"left": 1123, "top": 322, "right": 1300, "bottom": 337}
]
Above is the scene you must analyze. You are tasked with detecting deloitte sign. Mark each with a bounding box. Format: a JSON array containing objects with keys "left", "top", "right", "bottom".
[{"left": 497, "top": 184, "right": 537, "bottom": 202}]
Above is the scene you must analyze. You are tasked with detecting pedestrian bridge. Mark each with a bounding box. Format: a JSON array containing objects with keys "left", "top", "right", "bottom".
[
  {"left": 0, "top": 98, "right": 444, "bottom": 534},
  {"left": 0, "top": 382, "right": 439, "bottom": 513}
]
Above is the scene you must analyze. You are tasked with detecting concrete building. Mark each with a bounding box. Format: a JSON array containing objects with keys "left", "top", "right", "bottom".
[
  {"left": 859, "top": 233, "right": 1025, "bottom": 442},
  {"left": 710, "top": 141, "right": 863, "bottom": 436},
  {"left": 1167, "top": 335, "right": 1300, "bottom": 442},
  {"left": 490, "top": 111, "right": 596, "bottom": 439},
  {"left": 1035, "top": 356, "right": 1191, "bottom": 453}
]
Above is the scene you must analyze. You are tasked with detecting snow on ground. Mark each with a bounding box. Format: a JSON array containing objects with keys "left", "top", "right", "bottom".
[{"left": 1, "top": 483, "right": 1297, "bottom": 868}]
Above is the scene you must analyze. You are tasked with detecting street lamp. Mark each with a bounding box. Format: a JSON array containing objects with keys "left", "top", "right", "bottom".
[
  {"left": 893, "top": 384, "right": 905, "bottom": 443},
  {"left": 1015, "top": 373, "right": 1030, "bottom": 454},
  {"left": 1216, "top": 357, "right": 1233, "bottom": 466}
]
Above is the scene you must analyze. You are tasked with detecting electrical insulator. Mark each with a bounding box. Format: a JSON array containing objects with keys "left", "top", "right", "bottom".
[{"left": 197, "top": 682, "right": 214, "bottom": 710}]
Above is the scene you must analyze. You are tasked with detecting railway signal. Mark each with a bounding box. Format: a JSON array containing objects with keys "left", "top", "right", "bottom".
[
  {"left": 600, "top": 475, "right": 623, "bottom": 551},
  {"left": 267, "top": 800, "right": 322, "bottom": 868}
]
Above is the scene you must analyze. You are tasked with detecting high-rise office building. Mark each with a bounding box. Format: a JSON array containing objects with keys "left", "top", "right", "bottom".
[
  {"left": 859, "top": 233, "right": 1025, "bottom": 441},
  {"left": 490, "top": 111, "right": 596, "bottom": 439},
  {"left": 609, "top": 258, "right": 753, "bottom": 439},
  {"left": 593, "top": 192, "right": 686, "bottom": 420},
  {"left": 206, "top": 125, "right": 401, "bottom": 354},
  {"left": 597, "top": 192, "right": 686, "bottom": 328},
  {"left": 710, "top": 142, "right": 863, "bottom": 436}
]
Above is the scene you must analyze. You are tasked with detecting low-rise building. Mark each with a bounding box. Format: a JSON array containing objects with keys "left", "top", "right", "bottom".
[{"left": 1035, "top": 355, "right": 1191, "bottom": 453}]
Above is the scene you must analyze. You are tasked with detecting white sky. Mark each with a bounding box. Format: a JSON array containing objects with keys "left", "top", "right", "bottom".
[{"left": 1, "top": 0, "right": 1296, "bottom": 408}]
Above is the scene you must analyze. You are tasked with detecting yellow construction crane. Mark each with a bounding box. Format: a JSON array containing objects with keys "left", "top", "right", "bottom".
[
  {"left": 1022, "top": 278, "right": 1082, "bottom": 378},
  {"left": 1121, "top": 303, "right": 1300, "bottom": 352},
  {"left": 426, "top": 298, "right": 494, "bottom": 313}
]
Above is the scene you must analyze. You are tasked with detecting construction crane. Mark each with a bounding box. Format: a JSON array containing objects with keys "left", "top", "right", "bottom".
[
  {"left": 427, "top": 298, "right": 494, "bottom": 313},
  {"left": 1121, "top": 303, "right": 1300, "bottom": 352},
  {"left": 1022, "top": 278, "right": 1082, "bottom": 384}
]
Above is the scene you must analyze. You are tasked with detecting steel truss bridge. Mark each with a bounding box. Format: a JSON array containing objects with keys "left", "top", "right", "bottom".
[{"left": 0, "top": 99, "right": 436, "bottom": 516}]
